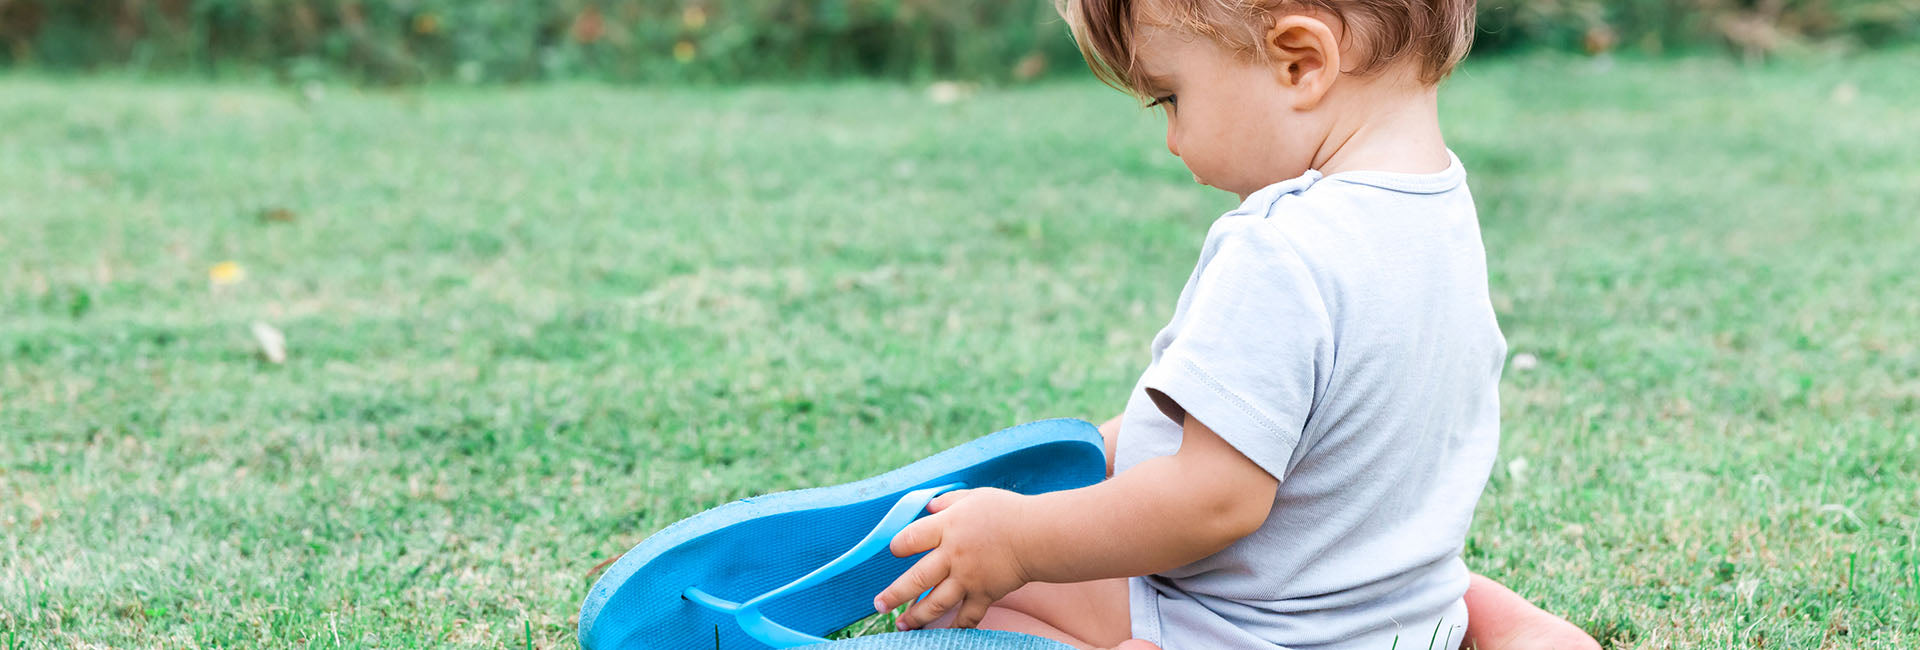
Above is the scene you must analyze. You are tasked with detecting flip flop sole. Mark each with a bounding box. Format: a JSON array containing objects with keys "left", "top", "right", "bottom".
[
  {"left": 580, "top": 419, "right": 1107, "bottom": 650},
  {"left": 795, "top": 629, "right": 1074, "bottom": 649}
]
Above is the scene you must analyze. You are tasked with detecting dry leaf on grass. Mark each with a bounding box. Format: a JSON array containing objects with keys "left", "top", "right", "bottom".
[
  {"left": 1507, "top": 457, "right": 1530, "bottom": 485},
  {"left": 251, "top": 321, "right": 286, "bottom": 364},
  {"left": 1510, "top": 352, "right": 1540, "bottom": 371},
  {"left": 209, "top": 261, "right": 246, "bottom": 287},
  {"left": 927, "top": 81, "right": 976, "bottom": 105},
  {"left": 1832, "top": 82, "right": 1858, "bottom": 106}
]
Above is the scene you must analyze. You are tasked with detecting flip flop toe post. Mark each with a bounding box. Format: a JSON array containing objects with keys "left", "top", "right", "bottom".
[{"left": 579, "top": 418, "right": 1107, "bottom": 650}]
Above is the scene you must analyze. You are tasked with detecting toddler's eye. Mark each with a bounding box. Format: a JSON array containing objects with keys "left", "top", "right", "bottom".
[{"left": 1146, "top": 94, "right": 1177, "bottom": 111}]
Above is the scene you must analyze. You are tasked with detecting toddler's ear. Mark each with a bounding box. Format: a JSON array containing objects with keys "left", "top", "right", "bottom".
[{"left": 1263, "top": 13, "right": 1341, "bottom": 110}]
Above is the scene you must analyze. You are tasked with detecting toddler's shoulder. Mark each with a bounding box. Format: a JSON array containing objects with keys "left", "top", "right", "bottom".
[
  {"left": 1204, "top": 170, "right": 1369, "bottom": 245},
  {"left": 1195, "top": 176, "right": 1350, "bottom": 282},
  {"left": 1185, "top": 198, "right": 1336, "bottom": 329}
]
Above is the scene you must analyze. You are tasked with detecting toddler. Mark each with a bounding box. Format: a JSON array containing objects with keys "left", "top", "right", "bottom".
[{"left": 873, "top": 2, "right": 1599, "bottom": 649}]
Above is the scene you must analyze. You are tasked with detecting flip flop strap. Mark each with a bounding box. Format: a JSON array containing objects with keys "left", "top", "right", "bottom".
[{"left": 684, "top": 481, "right": 968, "bottom": 648}]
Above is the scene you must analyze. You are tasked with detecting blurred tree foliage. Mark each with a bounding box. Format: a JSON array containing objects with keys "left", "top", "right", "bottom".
[
  {"left": 0, "top": 0, "right": 1914, "bottom": 83},
  {"left": 1478, "top": 0, "right": 1920, "bottom": 59}
]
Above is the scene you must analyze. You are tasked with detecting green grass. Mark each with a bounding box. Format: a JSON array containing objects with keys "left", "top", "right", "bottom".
[{"left": 3, "top": 51, "right": 1918, "bottom": 648}]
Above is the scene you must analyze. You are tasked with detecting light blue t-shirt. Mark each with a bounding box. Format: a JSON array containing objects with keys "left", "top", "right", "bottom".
[{"left": 1115, "top": 152, "right": 1504, "bottom": 650}]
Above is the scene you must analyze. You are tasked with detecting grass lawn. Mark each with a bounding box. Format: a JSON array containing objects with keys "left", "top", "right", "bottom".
[{"left": 3, "top": 51, "right": 1918, "bottom": 648}]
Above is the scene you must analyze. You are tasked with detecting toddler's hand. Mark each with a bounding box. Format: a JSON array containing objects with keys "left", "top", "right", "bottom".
[{"left": 873, "top": 487, "right": 1032, "bottom": 630}]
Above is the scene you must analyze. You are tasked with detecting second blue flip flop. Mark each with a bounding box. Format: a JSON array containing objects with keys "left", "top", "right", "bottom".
[{"left": 796, "top": 629, "right": 1074, "bottom": 649}]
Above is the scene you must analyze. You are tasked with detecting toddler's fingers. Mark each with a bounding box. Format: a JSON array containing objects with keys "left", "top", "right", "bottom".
[
  {"left": 951, "top": 593, "right": 995, "bottom": 630},
  {"left": 874, "top": 552, "right": 948, "bottom": 613},
  {"left": 925, "top": 489, "right": 974, "bottom": 513},
  {"left": 896, "top": 580, "right": 964, "bottom": 631},
  {"left": 888, "top": 515, "right": 943, "bottom": 558}
]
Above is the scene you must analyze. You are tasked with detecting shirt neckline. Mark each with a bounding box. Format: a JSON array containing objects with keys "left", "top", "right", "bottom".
[
  {"left": 1234, "top": 150, "right": 1466, "bottom": 214},
  {"left": 1319, "top": 150, "right": 1466, "bottom": 195}
]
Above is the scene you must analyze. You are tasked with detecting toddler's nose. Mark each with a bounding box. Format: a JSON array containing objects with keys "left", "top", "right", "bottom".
[{"left": 1165, "top": 130, "right": 1180, "bottom": 158}]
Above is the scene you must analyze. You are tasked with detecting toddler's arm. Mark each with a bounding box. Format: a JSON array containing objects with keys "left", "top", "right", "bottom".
[{"left": 875, "top": 413, "right": 1278, "bottom": 629}]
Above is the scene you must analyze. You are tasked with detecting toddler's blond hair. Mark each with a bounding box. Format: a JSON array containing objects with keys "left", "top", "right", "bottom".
[{"left": 1057, "top": 0, "right": 1476, "bottom": 97}]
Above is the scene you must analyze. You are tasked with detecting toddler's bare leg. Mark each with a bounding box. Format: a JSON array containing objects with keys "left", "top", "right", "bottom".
[
  {"left": 1460, "top": 574, "right": 1599, "bottom": 650},
  {"left": 1098, "top": 414, "right": 1122, "bottom": 477},
  {"left": 987, "top": 579, "right": 1133, "bottom": 648},
  {"left": 926, "top": 578, "right": 1135, "bottom": 649}
]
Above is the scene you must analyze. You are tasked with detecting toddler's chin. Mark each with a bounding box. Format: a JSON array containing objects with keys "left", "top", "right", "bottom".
[
  {"left": 1192, "top": 175, "right": 1242, "bottom": 198},
  {"left": 1187, "top": 170, "right": 1248, "bottom": 198}
]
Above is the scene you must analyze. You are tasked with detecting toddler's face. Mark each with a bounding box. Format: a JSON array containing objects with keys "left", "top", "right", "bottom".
[{"left": 1133, "top": 25, "right": 1331, "bottom": 200}]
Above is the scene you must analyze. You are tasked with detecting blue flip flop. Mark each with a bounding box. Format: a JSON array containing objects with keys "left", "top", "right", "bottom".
[
  {"left": 579, "top": 418, "right": 1108, "bottom": 650},
  {"left": 795, "top": 629, "right": 1073, "bottom": 649}
]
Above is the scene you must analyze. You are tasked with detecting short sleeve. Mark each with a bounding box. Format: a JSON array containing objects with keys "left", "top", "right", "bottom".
[{"left": 1141, "top": 219, "right": 1331, "bottom": 482}]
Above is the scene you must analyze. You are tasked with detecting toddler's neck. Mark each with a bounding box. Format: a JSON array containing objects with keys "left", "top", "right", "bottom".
[{"left": 1310, "top": 71, "right": 1451, "bottom": 177}]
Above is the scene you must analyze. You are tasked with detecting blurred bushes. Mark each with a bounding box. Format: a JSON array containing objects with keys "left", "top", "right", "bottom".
[
  {"left": 1479, "top": 0, "right": 1920, "bottom": 59},
  {"left": 0, "top": 0, "right": 1076, "bottom": 83},
  {"left": 0, "top": 0, "right": 1915, "bottom": 83}
]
